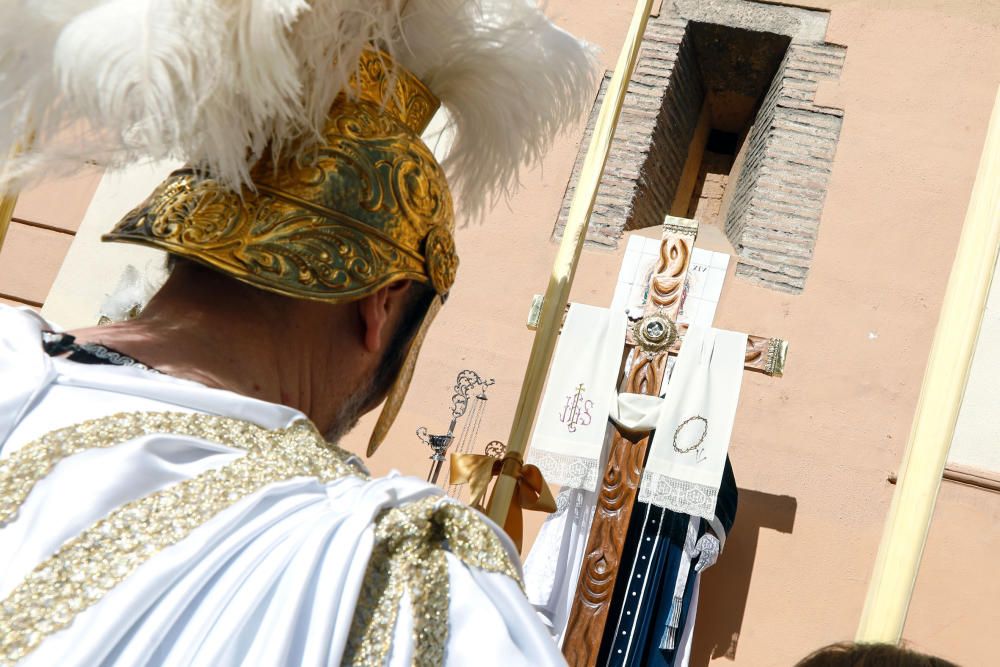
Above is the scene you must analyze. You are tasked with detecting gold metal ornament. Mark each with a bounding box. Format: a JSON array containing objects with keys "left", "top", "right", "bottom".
[
  {"left": 423, "top": 224, "right": 459, "bottom": 297},
  {"left": 632, "top": 310, "right": 679, "bottom": 356},
  {"left": 764, "top": 337, "right": 788, "bottom": 377},
  {"left": 105, "top": 49, "right": 458, "bottom": 303}
]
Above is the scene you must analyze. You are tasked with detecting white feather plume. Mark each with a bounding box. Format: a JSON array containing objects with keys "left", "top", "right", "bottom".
[
  {"left": 0, "top": 0, "right": 597, "bottom": 219},
  {"left": 396, "top": 0, "right": 598, "bottom": 218},
  {"left": 98, "top": 263, "right": 165, "bottom": 323}
]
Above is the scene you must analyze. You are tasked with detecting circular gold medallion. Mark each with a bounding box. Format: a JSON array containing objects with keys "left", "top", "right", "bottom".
[
  {"left": 632, "top": 310, "right": 678, "bottom": 356},
  {"left": 424, "top": 225, "right": 458, "bottom": 296}
]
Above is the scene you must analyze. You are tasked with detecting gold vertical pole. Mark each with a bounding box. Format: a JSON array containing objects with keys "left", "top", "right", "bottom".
[
  {"left": 0, "top": 145, "right": 21, "bottom": 252},
  {"left": 487, "top": 0, "right": 655, "bottom": 526},
  {"left": 0, "top": 194, "right": 15, "bottom": 252},
  {"left": 856, "top": 86, "right": 1000, "bottom": 642}
]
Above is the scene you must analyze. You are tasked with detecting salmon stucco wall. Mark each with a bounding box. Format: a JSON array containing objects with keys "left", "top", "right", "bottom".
[{"left": 0, "top": 169, "right": 101, "bottom": 309}]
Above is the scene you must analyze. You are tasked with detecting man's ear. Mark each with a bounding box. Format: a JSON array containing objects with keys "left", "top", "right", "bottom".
[{"left": 357, "top": 281, "right": 412, "bottom": 353}]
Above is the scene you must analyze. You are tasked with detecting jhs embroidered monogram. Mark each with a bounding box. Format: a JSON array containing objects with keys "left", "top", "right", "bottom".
[
  {"left": 559, "top": 384, "right": 594, "bottom": 433},
  {"left": 526, "top": 304, "right": 626, "bottom": 491}
]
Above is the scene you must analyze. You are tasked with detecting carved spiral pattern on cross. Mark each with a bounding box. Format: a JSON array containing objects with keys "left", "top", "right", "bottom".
[
  {"left": 626, "top": 353, "right": 656, "bottom": 394},
  {"left": 649, "top": 235, "right": 690, "bottom": 310},
  {"left": 565, "top": 230, "right": 695, "bottom": 663},
  {"left": 745, "top": 337, "right": 765, "bottom": 363}
]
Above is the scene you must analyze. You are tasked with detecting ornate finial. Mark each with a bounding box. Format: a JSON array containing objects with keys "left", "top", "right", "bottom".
[
  {"left": 485, "top": 441, "right": 507, "bottom": 459},
  {"left": 764, "top": 338, "right": 788, "bottom": 377}
]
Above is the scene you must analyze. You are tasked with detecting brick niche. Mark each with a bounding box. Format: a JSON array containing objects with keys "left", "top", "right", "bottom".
[{"left": 553, "top": 0, "right": 845, "bottom": 293}]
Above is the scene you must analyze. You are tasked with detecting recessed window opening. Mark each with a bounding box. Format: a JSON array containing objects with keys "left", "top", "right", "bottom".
[
  {"left": 553, "top": 1, "right": 844, "bottom": 292},
  {"left": 684, "top": 129, "right": 737, "bottom": 236},
  {"left": 660, "top": 22, "right": 791, "bottom": 253}
]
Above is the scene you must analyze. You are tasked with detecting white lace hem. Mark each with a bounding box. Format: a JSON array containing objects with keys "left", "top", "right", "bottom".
[
  {"left": 637, "top": 471, "right": 717, "bottom": 520},
  {"left": 526, "top": 450, "right": 600, "bottom": 492}
]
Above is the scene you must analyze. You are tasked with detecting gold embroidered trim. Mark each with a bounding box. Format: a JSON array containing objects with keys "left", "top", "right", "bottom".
[
  {"left": 342, "top": 497, "right": 522, "bottom": 667},
  {"left": 0, "top": 411, "right": 349, "bottom": 528},
  {"left": 0, "top": 412, "right": 360, "bottom": 666}
]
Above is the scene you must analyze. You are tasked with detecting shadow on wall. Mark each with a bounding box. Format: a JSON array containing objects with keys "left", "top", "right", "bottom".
[{"left": 690, "top": 488, "right": 798, "bottom": 666}]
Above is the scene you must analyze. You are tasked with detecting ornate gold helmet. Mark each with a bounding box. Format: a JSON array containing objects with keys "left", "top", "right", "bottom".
[
  {"left": 105, "top": 50, "right": 458, "bottom": 306},
  {"left": 0, "top": 1, "right": 597, "bottom": 456}
]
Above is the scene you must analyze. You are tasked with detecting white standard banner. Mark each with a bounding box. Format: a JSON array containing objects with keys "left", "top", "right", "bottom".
[
  {"left": 525, "top": 303, "right": 626, "bottom": 491},
  {"left": 636, "top": 325, "right": 747, "bottom": 520}
]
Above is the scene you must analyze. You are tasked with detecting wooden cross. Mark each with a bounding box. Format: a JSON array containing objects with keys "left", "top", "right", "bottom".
[{"left": 558, "top": 216, "right": 786, "bottom": 665}]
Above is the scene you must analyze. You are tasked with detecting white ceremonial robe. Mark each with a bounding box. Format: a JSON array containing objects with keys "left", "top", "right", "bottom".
[{"left": 0, "top": 305, "right": 565, "bottom": 667}]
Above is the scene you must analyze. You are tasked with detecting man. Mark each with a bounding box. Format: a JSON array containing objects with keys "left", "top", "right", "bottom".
[
  {"left": 0, "top": 1, "right": 595, "bottom": 664},
  {"left": 69, "top": 257, "right": 435, "bottom": 445}
]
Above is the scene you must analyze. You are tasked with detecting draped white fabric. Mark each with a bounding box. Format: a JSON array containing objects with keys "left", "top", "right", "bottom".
[
  {"left": 0, "top": 305, "right": 565, "bottom": 667},
  {"left": 637, "top": 326, "right": 747, "bottom": 520},
  {"left": 523, "top": 486, "right": 599, "bottom": 643},
  {"left": 522, "top": 420, "right": 616, "bottom": 644},
  {"left": 525, "top": 304, "right": 625, "bottom": 492}
]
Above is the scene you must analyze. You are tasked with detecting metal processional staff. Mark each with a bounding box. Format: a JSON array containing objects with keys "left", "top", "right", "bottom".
[{"left": 417, "top": 369, "right": 495, "bottom": 485}]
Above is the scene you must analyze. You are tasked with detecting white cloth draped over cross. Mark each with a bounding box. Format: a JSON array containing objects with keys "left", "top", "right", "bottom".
[
  {"left": 523, "top": 313, "right": 746, "bottom": 541},
  {"left": 523, "top": 322, "right": 746, "bottom": 647},
  {"left": 618, "top": 326, "right": 747, "bottom": 534},
  {"left": 525, "top": 303, "right": 627, "bottom": 492}
]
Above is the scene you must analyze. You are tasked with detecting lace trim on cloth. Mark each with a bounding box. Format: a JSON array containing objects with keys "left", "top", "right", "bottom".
[
  {"left": 525, "top": 449, "right": 600, "bottom": 492},
  {"left": 343, "top": 497, "right": 522, "bottom": 667},
  {"left": 0, "top": 412, "right": 360, "bottom": 666},
  {"left": 636, "top": 471, "right": 718, "bottom": 521},
  {"left": 41, "top": 331, "right": 161, "bottom": 374}
]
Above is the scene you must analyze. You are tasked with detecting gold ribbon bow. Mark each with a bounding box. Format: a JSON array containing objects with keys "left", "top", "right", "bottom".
[{"left": 450, "top": 451, "right": 557, "bottom": 551}]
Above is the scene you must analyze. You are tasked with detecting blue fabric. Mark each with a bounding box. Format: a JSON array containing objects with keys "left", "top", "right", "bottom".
[
  {"left": 716, "top": 458, "right": 738, "bottom": 536},
  {"left": 598, "top": 458, "right": 737, "bottom": 666},
  {"left": 598, "top": 503, "right": 694, "bottom": 667}
]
